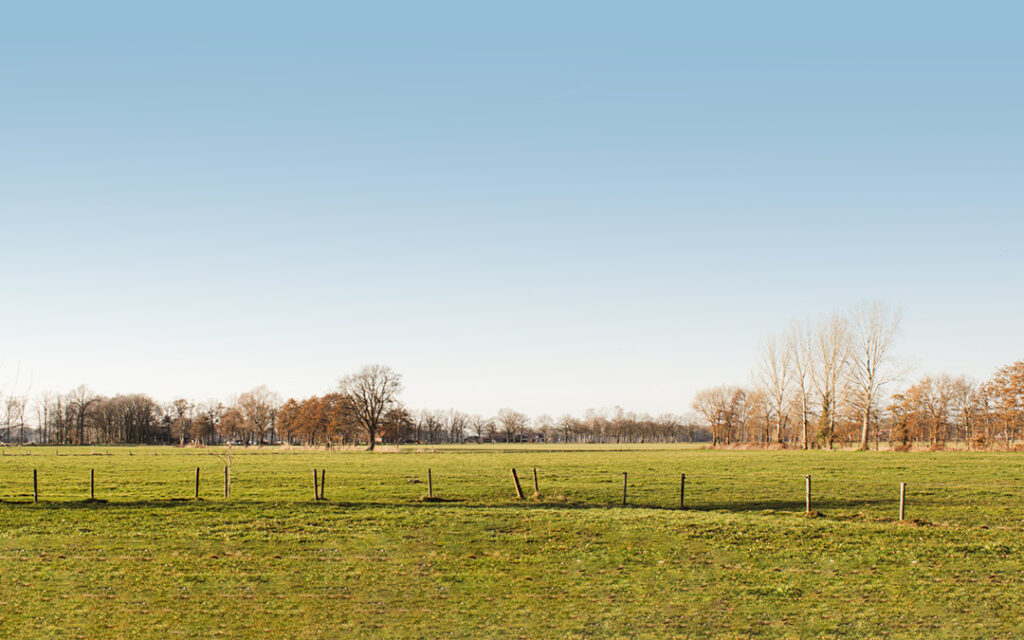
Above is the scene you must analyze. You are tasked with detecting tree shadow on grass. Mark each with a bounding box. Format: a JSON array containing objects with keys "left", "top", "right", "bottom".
[
  {"left": 2, "top": 496, "right": 896, "bottom": 517},
  {"left": 676, "top": 498, "right": 894, "bottom": 513}
]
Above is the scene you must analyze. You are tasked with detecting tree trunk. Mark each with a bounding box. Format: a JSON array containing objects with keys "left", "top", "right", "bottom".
[
  {"left": 858, "top": 408, "right": 870, "bottom": 451},
  {"left": 800, "top": 392, "right": 808, "bottom": 450}
]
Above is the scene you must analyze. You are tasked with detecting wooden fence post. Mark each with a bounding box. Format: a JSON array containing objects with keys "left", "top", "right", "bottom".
[
  {"left": 33, "top": 469, "right": 38, "bottom": 503},
  {"left": 428, "top": 468, "right": 433, "bottom": 499},
  {"left": 680, "top": 473, "right": 686, "bottom": 509},
  {"left": 622, "top": 472, "right": 628, "bottom": 506},
  {"left": 313, "top": 469, "right": 320, "bottom": 501},
  {"left": 805, "top": 475, "right": 811, "bottom": 513},
  {"left": 90, "top": 469, "right": 95, "bottom": 501},
  {"left": 511, "top": 468, "right": 524, "bottom": 499},
  {"left": 899, "top": 482, "right": 906, "bottom": 521},
  {"left": 224, "top": 466, "right": 229, "bottom": 499},
  {"left": 532, "top": 467, "right": 540, "bottom": 497},
  {"left": 195, "top": 467, "right": 200, "bottom": 500},
  {"left": 320, "top": 469, "right": 326, "bottom": 500}
]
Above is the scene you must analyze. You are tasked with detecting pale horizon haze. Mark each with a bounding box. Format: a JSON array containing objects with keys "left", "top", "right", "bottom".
[{"left": 2, "top": 2, "right": 1022, "bottom": 416}]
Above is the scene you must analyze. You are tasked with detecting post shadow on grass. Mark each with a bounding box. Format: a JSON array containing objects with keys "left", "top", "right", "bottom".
[
  {"left": 2, "top": 495, "right": 899, "bottom": 515},
  {"left": 420, "top": 468, "right": 451, "bottom": 502},
  {"left": 3, "top": 468, "right": 908, "bottom": 517},
  {"left": 677, "top": 497, "right": 896, "bottom": 513}
]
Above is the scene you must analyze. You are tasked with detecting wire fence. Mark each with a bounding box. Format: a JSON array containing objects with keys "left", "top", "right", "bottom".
[{"left": 4, "top": 458, "right": 1022, "bottom": 530}]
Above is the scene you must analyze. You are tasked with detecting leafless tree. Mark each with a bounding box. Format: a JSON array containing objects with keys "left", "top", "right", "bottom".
[
  {"left": 237, "top": 386, "right": 280, "bottom": 445},
  {"left": 68, "top": 385, "right": 97, "bottom": 445},
  {"left": 848, "top": 301, "right": 903, "bottom": 450},
  {"left": 497, "top": 408, "right": 530, "bottom": 443},
  {"left": 468, "top": 415, "right": 489, "bottom": 442},
  {"left": 482, "top": 416, "right": 499, "bottom": 442},
  {"left": 692, "top": 385, "right": 749, "bottom": 445},
  {"left": 812, "top": 313, "right": 851, "bottom": 449},
  {"left": 786, "top": 321, "right": 815, "bottom": 449},
  {"left": 339, "top": 365, "right": 403, "bottom": 451},
  {"left": 446, "top": 410, "right": 471, "bottom": 443},
  {"left": 558, "top": 414, "right": 578, "bottom": 442},
  {"left": 168, "top": 397, "right": 195, "bottom": 445},
  {"left": 3, "top": 394, "right": 27, "bottom": 444},
  {"left": 918, "top": 374, "right": 956, "bottom": 447},
  {"left": 949, "top": 376, "right": 979, "bottom": 448},
  {"left": 533, "top": 414, "right": 555, "bottom": 442},
  {"left": 218, "top": 407, "right": 245, "bottom": 443},
  {"left": 381, "top": 405, "right": 414, "bottom": 443},
  {"left": 417, "top": 409, "right": 445, "bottom": 443},
  {"left": 757, "top": 333, "right": 792, "bottom": 444},
  {"left": 33, "top": 393, "right": 53, "bottom": 444},
  {"left": 194, "top": 400, "right": 224, "bottom": 444}
]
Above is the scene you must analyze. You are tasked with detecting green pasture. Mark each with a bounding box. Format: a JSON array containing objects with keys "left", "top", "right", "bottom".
[{"left": 1, "top": 445, "right": 1022, "bottom": 638}]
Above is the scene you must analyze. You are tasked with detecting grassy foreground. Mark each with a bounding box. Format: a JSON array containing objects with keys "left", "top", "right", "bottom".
[{"left": 1, "top": 445, "right": 1022, "bottom": 639}]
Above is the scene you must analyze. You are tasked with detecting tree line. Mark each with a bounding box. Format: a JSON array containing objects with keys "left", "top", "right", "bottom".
[
  {"left": 692, "top": 301, "right": 1024, "bottom": 450},
  {"left": 4, "top": 303, "right": 1021, "bottom": 450},
  {"left": 0, "top": 364, "right": 708, "bottom": 448}
]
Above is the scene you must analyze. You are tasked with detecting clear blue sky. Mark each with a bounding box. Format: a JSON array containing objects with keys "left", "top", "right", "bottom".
[{"left": 2, "top": 1, "right": 1021, "bottom": 415}]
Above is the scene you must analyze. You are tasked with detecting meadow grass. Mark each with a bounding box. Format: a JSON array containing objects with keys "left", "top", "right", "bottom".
[{"left": 1, "top": 445, "right": 1022, "bottom": 638}]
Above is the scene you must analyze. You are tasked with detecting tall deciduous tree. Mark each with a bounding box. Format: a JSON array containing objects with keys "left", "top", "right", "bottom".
[
  {"left": 380, "top": 405, "right": 414, "bottom": 443},
  {"left": 218, "top": 407, "right": 245, "bottom": 443},
  {"left": 168, "top": 397, "right": 195, "bottom": 445},
  {"left": 906, "top": 375, "right": 955, "bottom": 447},
  {"left": 237, "top": 386, "right": 280, "bottom": 445},
  {"left": 757, "top": 334, "right": 792, "bottom": 444},
  {"left": 983, "top": 360, "right": 1024, "bottom": 448},
  {"left": 787, "top": 321, "right": 815, "bottom": 450},
  {"left": 339, "top": 365, "right": 403, "bottom": 451},
  {"left": 447, "top": 410, "right": 471, "bottom": 443},
  {"left": 812, "top": 313, "right": 851, "bottom": 450},
  {"left": 68, "top": 385, "right": 97, "bottom": 445},
  {"left": 692, "top": 385, "right": 749, "bottom": 446},
  {"left": 848, "top": 301, "right": 903, "bottom": 450},
  {"left": 497, "top": 408, "right": 529, "bottom": 443},
  {"left": 949, "top": 376, "right": 979, "bottom": 449},
  {"left": 558, "top": 414, "right": 578, "bottom": 443}
]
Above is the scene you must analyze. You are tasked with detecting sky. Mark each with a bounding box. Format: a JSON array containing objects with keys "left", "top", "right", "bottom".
[{"left": 1, "top": 1, "right": 1022, "bottom": 416}]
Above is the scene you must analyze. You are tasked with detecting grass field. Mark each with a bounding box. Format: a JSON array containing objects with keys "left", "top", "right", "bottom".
[{"left": 1, "top": 445, "right": 1023, "bottom": 639}]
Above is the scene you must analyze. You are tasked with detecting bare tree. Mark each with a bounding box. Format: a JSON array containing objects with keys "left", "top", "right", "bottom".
[
  {"left": 558, "top": 414, "right": 578, "bottom": 443},
  {"left": 849, "top": 301, "right": 903, "bottom": 450},
  {"left": 339, "top": 365, "right": 403, "bottom": 451},
  {"left": 469, "top": 415, "right": 490, "bottom": 442},
  {"left": 692, "top": 385, "right": 749, "bottom": 445},
  {"left": 218, "top": 407, "right": 245, "bottom": 443},
  {"left": 381, "top": 405, "right": 414, "bottom": 444},
  {"left": 446, "top": 410, "right": 470, "bottom": 443},
  {"left": 533, "top": 414, "right": 555, "bottom": 442},
  {"left": 787, "top": 321, "right": 815, "bottom": 449},
  {"left": 812, "top": 313, "right": 851, "bottom": 450},
  {"left": 950, "top": 376, "right": 978, "bottom": 449},
  {"left": 483, "top": 416, "right": 500, "bottom": 442},
  {"left": 3, "top": 394, "right": 27, "bottom": 444},
  {"left": 757, "top": 333, "right": 792, "bottom": 444},
  {"left": 34, "top": 393, "right": 53, "bottom": 444},
  {"left": 906, "top": 374, "right": 956, "bottom": 447},
  {"left": 417, "top": 409, "right": 445, "bottom": 443},
  {"left": 236, "top": 386, "right": 280, "bottom": 445},
  {"left": 497, "top": 408, "right": 529, "bottom": 443},
  {"left": 168, "top": 397, "right": 195, "bottom": 445},
  {"left": 68, "top": 385, "right": 97, "bottom": 445},
  {"left": 693, "top": 387, "right": 726, "bottom": 445},
  {"left": 195, "top": 400, "right": 224, "bottom": 444},
  {"left": 982, "top": 360, "right": 1024, "bottom": 449}
]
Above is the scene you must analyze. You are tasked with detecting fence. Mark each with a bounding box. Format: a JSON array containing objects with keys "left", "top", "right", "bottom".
[{"left": 5, "top": 464, "right": 929, "bottom": 523}]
